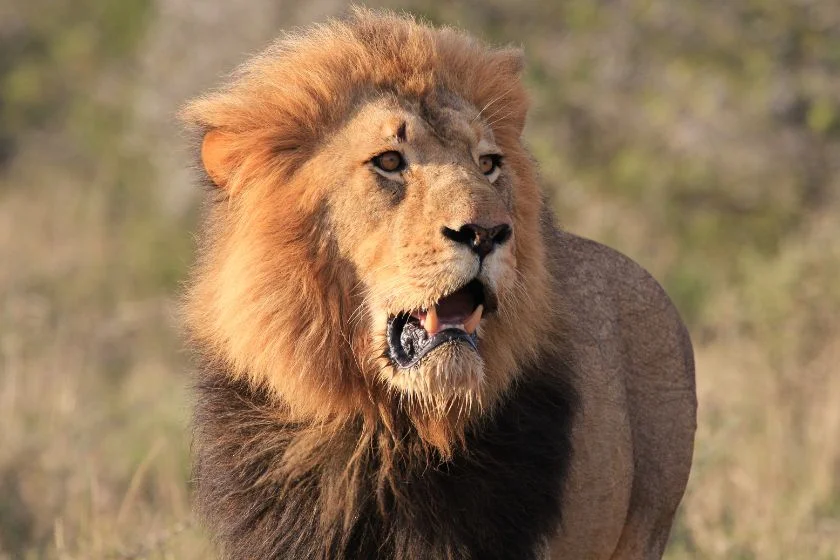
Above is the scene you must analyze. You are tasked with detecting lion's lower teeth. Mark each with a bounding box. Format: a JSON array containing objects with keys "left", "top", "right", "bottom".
[{"left": 421, "top": 305, "right": 484, "bottom": 337}]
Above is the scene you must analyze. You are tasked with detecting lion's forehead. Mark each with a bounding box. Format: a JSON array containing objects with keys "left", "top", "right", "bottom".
[{"left": 343, "top": 95, "right": 494, "bottom": 162}]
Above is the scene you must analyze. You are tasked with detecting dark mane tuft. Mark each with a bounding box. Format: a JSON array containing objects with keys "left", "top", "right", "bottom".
[{"left": 193, "top": 352, "right": 577, "bottom": 559}]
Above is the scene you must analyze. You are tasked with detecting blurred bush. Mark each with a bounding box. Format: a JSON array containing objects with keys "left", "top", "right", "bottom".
[
  {"left": 1, "top": 0, "right": 149, "bottom": 166},
  {"left": 0, "top": 1, "right": 837, "bottom": 558}
]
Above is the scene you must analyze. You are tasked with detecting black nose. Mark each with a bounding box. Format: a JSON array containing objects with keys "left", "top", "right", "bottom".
[{"left": 441, "top": 223, "right": 512, "bottom": 259}]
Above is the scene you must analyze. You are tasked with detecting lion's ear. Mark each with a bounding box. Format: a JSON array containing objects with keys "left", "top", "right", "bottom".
[
  {"left": 200, "top": 129, "right": 236, "bottom": 187},
  {"left": 495, "top": 48, "right": 525, "bottom": 77}
]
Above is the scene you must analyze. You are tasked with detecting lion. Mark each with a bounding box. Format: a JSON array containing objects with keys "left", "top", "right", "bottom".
[{"left": 181, "top": 8, "right": 696, "bottom": 560}]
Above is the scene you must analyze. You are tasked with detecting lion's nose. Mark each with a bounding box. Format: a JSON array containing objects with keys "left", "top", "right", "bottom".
[{"left": 441, "top": 223, "right": 512, "bottom": 259}]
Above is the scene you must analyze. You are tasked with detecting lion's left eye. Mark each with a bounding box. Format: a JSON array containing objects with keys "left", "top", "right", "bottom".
[
  {"left": 372, "top": 151, "right": 405, "bottom": 173},
  {"left": 479, "top": 154, "right": 502, "bottom": 176}
]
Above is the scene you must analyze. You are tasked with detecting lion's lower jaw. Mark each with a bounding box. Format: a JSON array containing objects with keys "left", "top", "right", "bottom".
[{"left": 383, "top": 342, "right": 486, "bottom": 417}]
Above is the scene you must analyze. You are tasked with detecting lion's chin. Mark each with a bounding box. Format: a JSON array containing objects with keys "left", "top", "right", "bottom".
[{"left": 385, "top": 342, "right": 485, "bottom": 410}]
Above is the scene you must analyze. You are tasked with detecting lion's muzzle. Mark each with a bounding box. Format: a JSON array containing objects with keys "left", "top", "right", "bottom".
[{"left": 387, "top": 278, "right": 493, "bottom": 368}]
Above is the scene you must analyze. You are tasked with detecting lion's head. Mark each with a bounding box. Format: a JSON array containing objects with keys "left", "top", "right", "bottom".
[{"left": 182, "top": 9, "right": 553, "bottom": 451}]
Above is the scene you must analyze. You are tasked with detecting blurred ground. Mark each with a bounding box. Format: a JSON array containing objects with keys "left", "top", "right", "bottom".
[{"left": 1, "top": 1, "right": 838, "bottom": 558}]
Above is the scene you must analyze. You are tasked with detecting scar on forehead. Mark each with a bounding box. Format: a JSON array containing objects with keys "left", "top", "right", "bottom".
[{"left": 381, "top": 118, "right": 408, "bottom": 142}]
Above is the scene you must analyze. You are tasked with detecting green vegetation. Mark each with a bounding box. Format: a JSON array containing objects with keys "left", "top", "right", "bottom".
[{"left": 1, "top": 1, "right": 838, "bottom": 558}]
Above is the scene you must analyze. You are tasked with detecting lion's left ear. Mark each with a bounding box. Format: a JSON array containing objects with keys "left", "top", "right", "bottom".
[{"left": 200, "top": 129, "right": 237, "bottom": 188}]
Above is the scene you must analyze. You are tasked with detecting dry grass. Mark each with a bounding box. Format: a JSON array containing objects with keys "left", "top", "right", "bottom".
[
  {"left": 0, "top": 165, "right": 207, "bottom": 558},
  {"left": 660, "top": 214, "right": 840, "bottom": 559}
]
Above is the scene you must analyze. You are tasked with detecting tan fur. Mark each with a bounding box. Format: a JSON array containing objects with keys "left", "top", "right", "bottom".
[
  {"left": 182, "top": 9, "right": 550, "bottom": 451},
  {"left": 182, "top": 8, "right": 696, "bottom": 558}
]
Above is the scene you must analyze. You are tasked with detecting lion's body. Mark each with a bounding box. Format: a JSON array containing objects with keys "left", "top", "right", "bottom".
[
  {"left": 545, "top": 229, "right": 696, "bottom": 558},
  {"left": 182, "top": 9, "right": 696, "bottom": 559}
]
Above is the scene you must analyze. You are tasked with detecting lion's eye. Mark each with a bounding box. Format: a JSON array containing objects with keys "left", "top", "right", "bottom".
[
  {"left": 372, "top": 151, "right": 405, "bottom": 173},
  {"left": 479, "top": 154, "right": 502, "bottom": 176}
]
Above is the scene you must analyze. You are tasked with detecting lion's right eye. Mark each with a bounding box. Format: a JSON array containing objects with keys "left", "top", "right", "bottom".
[{"left": 372, "top": 151, "right": 405, "bottom": 173}]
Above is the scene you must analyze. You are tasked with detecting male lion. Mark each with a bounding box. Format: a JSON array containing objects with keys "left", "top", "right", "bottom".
[{"left": 181, "top": 9, "right": 696, "bottom": 560}]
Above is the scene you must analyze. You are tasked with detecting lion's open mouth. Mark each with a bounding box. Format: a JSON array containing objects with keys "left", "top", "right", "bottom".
[{"left": 387, "top": 279, "right": 491, "bottom": 369}]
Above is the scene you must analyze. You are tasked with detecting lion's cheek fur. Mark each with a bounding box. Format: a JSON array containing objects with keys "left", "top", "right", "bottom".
[{"left": 185, "top": 185, "right": 373, "bottom": 419}]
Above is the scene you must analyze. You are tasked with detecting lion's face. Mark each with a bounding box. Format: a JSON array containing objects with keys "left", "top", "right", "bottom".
[
  {"left": 319, "top": 94, "right": 519, "bottom": 399},
  {"left": 183, "top": 13, "right": 553, "bottom": 438}
]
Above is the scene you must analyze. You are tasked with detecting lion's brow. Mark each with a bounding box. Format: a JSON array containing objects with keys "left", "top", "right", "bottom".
[
  {"left": 418, "top": 99, "right": 450, "bottom": 143},
  {"left": 396, "top": 121, "right": 407, "bottom": 143}
]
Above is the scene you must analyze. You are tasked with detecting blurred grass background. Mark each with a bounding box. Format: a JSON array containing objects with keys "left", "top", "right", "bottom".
[{"left": 0, "top": 1, "right": 838, "bottom": 558}]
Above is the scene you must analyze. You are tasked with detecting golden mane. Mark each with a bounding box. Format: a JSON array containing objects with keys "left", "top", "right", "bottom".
[
  {"left": 181, "top": 8, "right": 549, "bottom": 452},
  {"left": 181, "top": 9, "right": 529, "bottom": 192}
]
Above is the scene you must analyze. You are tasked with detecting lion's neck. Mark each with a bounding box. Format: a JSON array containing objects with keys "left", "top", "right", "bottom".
[{"left": 192, "top": 355, "right": 576, "bottom": 559}]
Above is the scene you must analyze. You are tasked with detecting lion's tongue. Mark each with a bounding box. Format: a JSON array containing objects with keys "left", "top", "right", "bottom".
[
  {"left": 419, "top": 288, "right": 483, "bottom": 336},
  {"left": 437, "top": 289, "right": 474, "bottom": 322}
]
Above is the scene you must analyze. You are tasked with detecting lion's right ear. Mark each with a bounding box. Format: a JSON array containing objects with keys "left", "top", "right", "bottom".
[
  {"left": 200, "top": 129, "right": 236, "bottom": 188},
  {"left": 495, "top": 47, "right": 525, "bottom": 77}
]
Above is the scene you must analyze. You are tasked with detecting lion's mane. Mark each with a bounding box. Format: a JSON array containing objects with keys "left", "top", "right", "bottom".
[{"left": 182, "top": 9, "right": 574, "bottom": 559}]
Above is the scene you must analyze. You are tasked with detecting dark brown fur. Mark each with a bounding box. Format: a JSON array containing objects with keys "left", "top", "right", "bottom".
[{"left": 193, "top": 350, "right": 576, "bottom": 559}]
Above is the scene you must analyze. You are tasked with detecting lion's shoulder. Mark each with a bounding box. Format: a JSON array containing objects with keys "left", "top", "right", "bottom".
[{"left": 547, "top": 229, "right": 693, "bottom": 374}]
